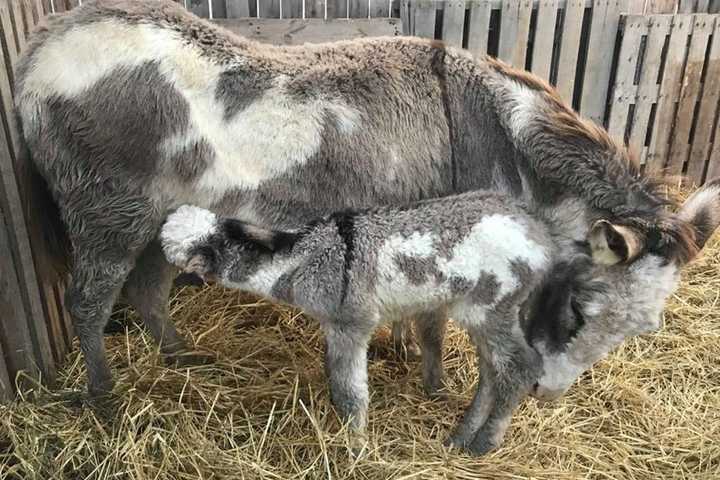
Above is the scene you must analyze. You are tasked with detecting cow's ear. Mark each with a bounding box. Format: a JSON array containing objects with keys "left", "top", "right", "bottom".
[
  {"left": 677, "top": 178, "right": 720, "bottom": 256},
  {"left": 587, "top": 220, "right": 642, "bottom": 265}
]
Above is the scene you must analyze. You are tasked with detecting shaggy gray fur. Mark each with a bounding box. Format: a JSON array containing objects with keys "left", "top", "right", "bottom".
[
  {"left": 161, "top": 191, "right": 553, "bottom": 454},
  {"left": 15, "top": 0, "right": 717, "bottom": 406}
]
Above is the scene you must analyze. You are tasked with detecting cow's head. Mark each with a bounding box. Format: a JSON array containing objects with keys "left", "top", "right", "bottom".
[{"left": 528, "top": 180, "right": 720, "bottom": 401}]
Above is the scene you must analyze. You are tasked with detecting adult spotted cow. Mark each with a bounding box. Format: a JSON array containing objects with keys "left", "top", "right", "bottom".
[{"left": 16, "top": 0, "right": 719, "bottom": 413}]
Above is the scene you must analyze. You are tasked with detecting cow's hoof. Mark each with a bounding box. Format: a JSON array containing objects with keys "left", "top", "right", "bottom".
[{"left": 164, "top": 349, "right": 216, "bottom": 367}]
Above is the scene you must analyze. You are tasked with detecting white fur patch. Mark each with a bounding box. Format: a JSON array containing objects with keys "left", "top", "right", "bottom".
[
  {"left": 226, "top": 257, "right": 300, "bottom": 295},
  {"left": 678, "top": 183, "right": 720, "bottom": 227},
  {"left": 160, "top": 205, "right": 218, "bottom": 267},
  {"left": 437, "top": 215, "right": 549, "bottom": 309},
  {"left": 503, "top": 79, "right": 538, "bottom": 141},
  {"left": 374, "top": 215, "right": 549, "bottom": 321},
  {"left": 375, "top": 231, "right": 440, "bottom": 310},
  {"left": 533, "top": 343, "right": 584, "bottom": 401},
  {"left": 20, "top": 20, "right": 360, "bottom": 196}
]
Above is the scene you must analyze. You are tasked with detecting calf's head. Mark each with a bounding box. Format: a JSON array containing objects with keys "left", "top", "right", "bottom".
[
  {"left": 161, "top": 205, "right": 288, "bottom": 283},
  {"left": 528, "top": 180, "right": 720, "bottom": 401}
]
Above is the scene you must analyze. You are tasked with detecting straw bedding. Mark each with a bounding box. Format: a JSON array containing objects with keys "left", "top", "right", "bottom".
[{"left": 0, "top": 228, "right": 718, "bottom": 479}]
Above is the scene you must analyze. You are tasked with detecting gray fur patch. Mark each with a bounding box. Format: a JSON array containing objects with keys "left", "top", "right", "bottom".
[
  {"left": 169, "top": 139, "right": 214, "bottom": 183},
  {"left": 471, "top": 272, "right": 501, "bottom": 305},
  {"left": 44, "top": 60, "right": 188, "bottom": 183},
  {"left": 215, "top": 67, "right": 274, "bottom": 120},
  {"left": 393, "top": 253, "right": 444, "bottom": 285}
]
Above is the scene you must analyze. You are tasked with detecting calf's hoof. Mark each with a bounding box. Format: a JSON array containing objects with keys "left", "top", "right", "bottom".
[
  {"left": 422, "top": 375, "right": 447, "bottom": 400},
  {"left": 467, "top": 433, "right": 499, "bottom": 456},
  {"left": 348, "top": 432, "right": 369, "bottom": 459}
]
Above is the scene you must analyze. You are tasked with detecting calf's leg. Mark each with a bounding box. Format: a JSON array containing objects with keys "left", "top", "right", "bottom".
[
  {"left": 467, "top": 332, "right": 541, "bottom": 455},
  {"left": 324, "top": 323, "right": 373, "bottom": 439},
  {"left": 445, "top": 339, "right": 495, "bottom": 448},
  {"left": 414, "top": 310, "right": 447, "bottom": 397}
]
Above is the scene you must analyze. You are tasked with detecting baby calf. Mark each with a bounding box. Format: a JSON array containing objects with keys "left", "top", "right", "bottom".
[{"left": 161, "top": 191, "right": 553, "bottom": 455}]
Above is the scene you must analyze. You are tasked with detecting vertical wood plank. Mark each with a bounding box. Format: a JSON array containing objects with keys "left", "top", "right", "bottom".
[
  {"left": 0, "top": 333, "right": 13, "bottom": 401},
  {"left": 0, "top": 0, "right": 56, "bottom": 386},
  {"left": 0, "top": 1, "right": 19, "bottom": 81},
  {"left": 352, "top": 0, "right": 370, "bottom": 17},
  {"left": 369, "top": 0, "right": 390, "bottom": 17},
  {"left": 666, "top": 15, "right": 712, "bottom": 176},
  {"left": 22, "top": 0, "right": 40, "bottom": 31},
  {"left": 226, "top": 0, "right": 250, "bottom": 17},
  {"left": 0, "top": 206, "right": 34, "bottom": 382},
  {"left": 442, "top": 0, "right": 465, "bottom": 47},
  {"left": 498, "top": 0, "right": 532, "bottom": 68},
  {"left": 531, "top": 0, "right": 558, "bottom": 80},
  {"left": 466, "top": 0, "right": 491, "bottom": 57},
  {"left": 628, "top": 15, "right": 671, "bottom": 164},
  {"left": 10, "top": 0, "right": 28, "bottom": 51},
  {"left": 678, "top": 0, "right": 695, "bottom": 12},
  {"left": 413, "top": 0, "right": 436, "bottom": 38},
  {"left": 607, "top": 16, "right": 645, "bottom": 141},
  {"left": 401, "top": 0, "right": 411, "bottom": 34},
  {"left": 52, "top": 0, "right": 66, "bottom": 12},
  {"left": 259, "top": 0, "right": 281, "bottom": 17},
  {"left": 278, "top": 0, "right": 302, "bottom": 17},
  {"left": 646, "top": 15, "right": 692, "bottom": 173},
  {"left": 330, "top": 0, "right": 346, "bottom": 18},
  {"left": 555, "top": 0, "right": 585, "bottom": 102},
  {"left": 304, "top": 0, "right": 326, "bottom": 18},
  {"left": 705, "top": 116, "right": 720, "bottom": 179},
  {"left": 646, "top": 0, "right": 678, "bottom": 12},
  {"left": 686, "top": 16, "right": 720, "bottom": 183},
  {"left": 696, "top": 0, "right": 710, "bottom": 11},
  {"left": 580, "top": 0, "right": 626, "bottom": 124},
  {"left": 189, "top": 0, "right": 210, "bottom": 18}
]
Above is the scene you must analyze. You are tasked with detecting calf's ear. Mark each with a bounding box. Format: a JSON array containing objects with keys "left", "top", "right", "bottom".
[
  {"left": 223, "top": 219, "right": 298, "bottom": 252},
  {"left": 587, "top": 220, "right": 642, "bottom": 265},
  {"left": 677, "top": 178, "right": 720, "bottom": 253}
]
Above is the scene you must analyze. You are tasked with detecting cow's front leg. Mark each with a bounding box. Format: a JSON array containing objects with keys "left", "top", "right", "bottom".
[{"left": 324, "top": 322, "right": 373, "bottom": 453}]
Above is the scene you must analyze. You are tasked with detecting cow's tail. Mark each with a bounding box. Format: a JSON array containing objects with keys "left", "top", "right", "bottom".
[{"left": 16, "top": 111, "right": 72, "bottom": 283}]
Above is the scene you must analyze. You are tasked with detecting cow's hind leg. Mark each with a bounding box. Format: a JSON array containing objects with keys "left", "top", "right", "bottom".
[
  {"left": 124, "top": 242, "right": 215, "bottom": 366},
  {"left": 67, "top": 248, "right": 138, "bottom": 397},
  {"left": 124, "top": 242, "right": 185, "bottom": 352},
  {"left": 62, "top": 186, "right": 161, "bottom": 396}
]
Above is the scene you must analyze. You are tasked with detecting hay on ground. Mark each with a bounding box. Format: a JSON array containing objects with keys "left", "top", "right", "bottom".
[{"left": 0, "top": 238, "right": 719, "bottom": 479}]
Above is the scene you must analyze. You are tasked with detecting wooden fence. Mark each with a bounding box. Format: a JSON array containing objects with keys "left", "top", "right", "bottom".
[{"left": 0, "top": 0, "right": 718, "bottom": 399}]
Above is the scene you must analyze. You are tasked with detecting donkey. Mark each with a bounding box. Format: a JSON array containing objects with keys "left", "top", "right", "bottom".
[
  {"left": 15, "top": 0, "right": 719, "bottom": 398},
  {"left": 160, "top": 192, "right": 554, "bottom": 454},
  {"left": 160, "top": 181, "right": 720, "bottom": 455}
]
